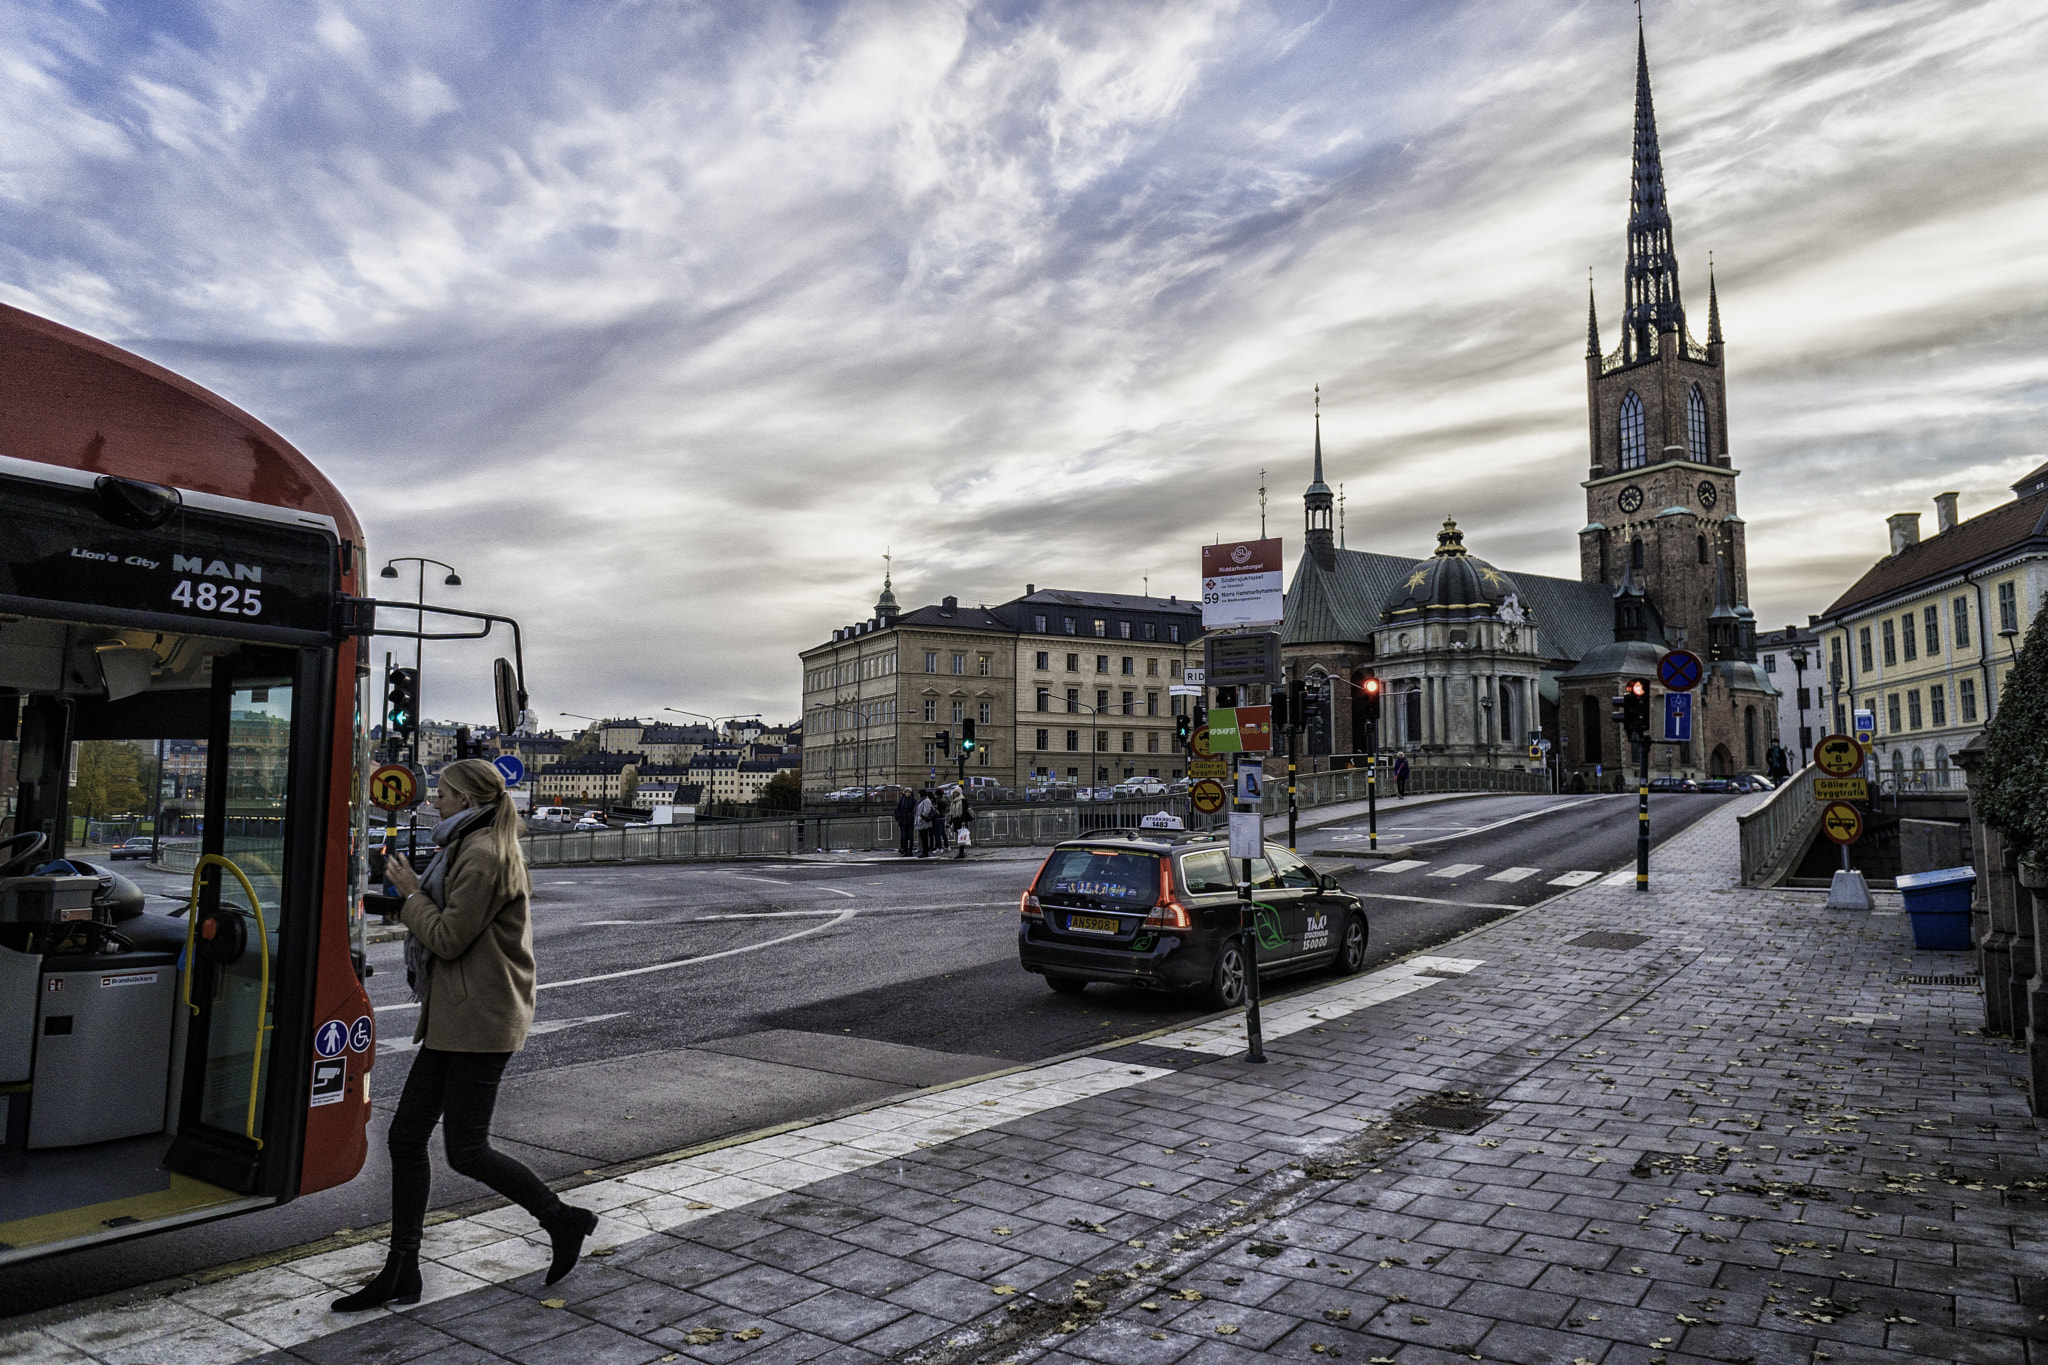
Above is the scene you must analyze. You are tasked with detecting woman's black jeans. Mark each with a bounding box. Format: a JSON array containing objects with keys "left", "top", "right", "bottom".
[{"left": 388, "top": 1048, "right": 563, "bottom": 1255}]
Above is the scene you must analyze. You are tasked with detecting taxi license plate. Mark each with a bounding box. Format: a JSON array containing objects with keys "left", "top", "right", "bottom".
[{"left": 1067, "top": 914, "right": 1121, "bottom": 934}]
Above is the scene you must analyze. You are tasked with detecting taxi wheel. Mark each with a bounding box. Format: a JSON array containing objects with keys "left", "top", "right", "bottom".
[
  {"left": 1046, "top": 974, "right": 1087, "bottom": 995},
  {"left": 1208, "top": 939, "right": 1247, "bottom": 1010},
  {"left": 1329, "top": 912, "right": 1368, "bottom": 976}
]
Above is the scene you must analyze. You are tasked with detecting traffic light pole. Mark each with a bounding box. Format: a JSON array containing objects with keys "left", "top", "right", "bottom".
[
  {"left": 1636, "top": 731, "right": 1650, "bottom": 891},
  {"left": 1366, "top": 719, "right": 1379, "bottom": 851},
  {"left": 1285, "top": 722, "right": 1298, "bottom": 852}
]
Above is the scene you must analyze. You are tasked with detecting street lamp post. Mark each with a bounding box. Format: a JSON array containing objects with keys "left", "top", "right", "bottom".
[
  {"left": 379, "top": 556, "right": 461, "bottom": 768},
  {"left": 1788, "top": 646, "right": 1810, "bottom": 762}
]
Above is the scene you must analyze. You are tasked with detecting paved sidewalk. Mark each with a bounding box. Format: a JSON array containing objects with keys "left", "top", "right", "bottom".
[{"left": 13, "top": 795, "right": 2042, "bottom": 1365}]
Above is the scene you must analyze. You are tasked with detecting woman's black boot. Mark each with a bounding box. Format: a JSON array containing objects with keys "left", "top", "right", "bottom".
[
  {"left": 542, "top": 1205, "right": 598, "bottom": 1285},
  {"left": 331, "top": 1249, "right": 422, "bottom": 1311}
]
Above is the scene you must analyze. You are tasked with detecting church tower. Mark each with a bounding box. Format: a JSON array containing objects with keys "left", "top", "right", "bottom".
[
  {"left": 1578, "top": 25, "right": 1747, "bottom": 659},
  {"left": 1305, "top": 387, "right": 1336, "bottom": 570}
]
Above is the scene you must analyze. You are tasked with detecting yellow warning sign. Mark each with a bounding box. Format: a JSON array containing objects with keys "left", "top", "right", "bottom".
[
  {"left": 1190, "top": 725, "right": 1214, "bottom": 760},
  {"left": 1814, "top": 777, "right": 1869, "bottom": 802},
  {"left": 368, "top": 763, "right": 418, "bottom": 812},
  {"left": 1190, "top": 779, "right": 1228, "bottom": 814},
  {"left": 1821, "top": 801, "right": 1863, "bottom": 845},
  {"left": 1188, "top": 758, "right": 1228, "bottom": 783},
  {"left": 1814, "top": 734, "right": 1863, "bottom": 778}
]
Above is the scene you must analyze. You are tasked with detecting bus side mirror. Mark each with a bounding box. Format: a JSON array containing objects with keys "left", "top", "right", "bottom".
[{"left": 494, "top": 657, "right": 524, "bottom": 734}]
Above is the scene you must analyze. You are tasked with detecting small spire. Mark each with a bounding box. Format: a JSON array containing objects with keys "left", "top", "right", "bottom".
[
  {"left": 1622, "top": 19, "right": 1685, "bottom": 362},
  {"left": 1433, "top": 518, "right": 1467, "bottom": 557},
  {"left": 1706, "top": 253, "right": 1723, "bottom": 345},
  {"left": 874, "top": 547, "right": 899, "bottom": 617},
  {"left": 1586, "top": 271, "right": 1601, "bottom": 359},
  {"left": 1338, "top": 482, "right": 1346, "bottom": 549}
]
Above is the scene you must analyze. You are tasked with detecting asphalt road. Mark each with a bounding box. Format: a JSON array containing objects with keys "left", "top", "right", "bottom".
[{"left": 4, "top": 789, "right": 1737, "bottom": 1315}]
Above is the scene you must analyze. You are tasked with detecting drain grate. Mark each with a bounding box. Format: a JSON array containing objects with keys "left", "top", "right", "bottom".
[
  {"left": 1567, "top": 931, "right": 1652, "bottom": 950},
  {"left": 1899, "top": 974, "right": 1980, "bottom": 986}
]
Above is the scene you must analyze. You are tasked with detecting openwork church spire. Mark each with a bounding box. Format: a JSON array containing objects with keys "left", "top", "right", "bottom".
[{"left": 1621, "top": 23, "right": 1685, "bottom": 364}]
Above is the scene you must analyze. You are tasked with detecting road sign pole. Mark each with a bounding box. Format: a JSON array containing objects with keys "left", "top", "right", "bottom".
[
  {"left": 1232, "top": 753, "right": 1266, "bottom": 1064},
  {"left": 1636, "top": 733, "right": 1650, "bottom": 891},
  {"left": 1366, "top": 719, "right": 1379, "bottom": 851}
]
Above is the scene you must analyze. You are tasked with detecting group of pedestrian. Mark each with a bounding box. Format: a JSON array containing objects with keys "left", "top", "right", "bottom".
[{"left": 893, "top": 783, "right": 974, "bottom": 860}]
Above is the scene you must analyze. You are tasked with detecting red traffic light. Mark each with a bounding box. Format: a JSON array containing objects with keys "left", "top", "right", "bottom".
[
  {"left": 1623, "top": 680, "right": 1647, "bottom": 698},
  {"left": 1361, "top": 677, "right": 1381, "bottom": 695}
]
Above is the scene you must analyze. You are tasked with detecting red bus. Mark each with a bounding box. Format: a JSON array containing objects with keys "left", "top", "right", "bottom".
[{"left": 0, "top": 303, "right": 524, "bottom": 1264}]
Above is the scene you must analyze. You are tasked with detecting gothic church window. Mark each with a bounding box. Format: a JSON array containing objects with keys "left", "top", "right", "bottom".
[
  {"left": 1630, "top": 539, "right": 1644, "bottom": 571},
  {"left": 1619, "top": 391, "right": 1646, "bottom": 469},
  {"left": 1686, "top": 384, "right": 1710, "bottom": 462},
  {"left": 1696, "top": 535, "right": 1707, "bottom": 564}
]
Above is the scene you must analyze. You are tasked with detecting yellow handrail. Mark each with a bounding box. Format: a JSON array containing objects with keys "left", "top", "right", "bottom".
[{"left": 180, "top": 854, "right": 272, "bottom": 1147}]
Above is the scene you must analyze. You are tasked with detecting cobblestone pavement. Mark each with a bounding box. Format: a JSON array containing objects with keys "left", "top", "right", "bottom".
[{"left": 11, "top": 795, "right": 2041, "bottom": 1365}]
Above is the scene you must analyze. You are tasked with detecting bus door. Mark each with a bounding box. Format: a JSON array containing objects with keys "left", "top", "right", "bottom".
[{"left": 165, "top": 646, "right": 330, "bottom": 1196}]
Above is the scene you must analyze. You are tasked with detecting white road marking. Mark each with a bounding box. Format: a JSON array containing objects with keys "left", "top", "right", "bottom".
[
  {"left": 1602, "top": 870, "right": 1638, "bottom": 886},
  {"left": 377, "top": 909, "right": 860, "bottom": 1013},
  {"left": 1426, "top": 863, "right": 1483, "bottom": 879},
  {"left": 17, "top": 1058, "right": 1175, "bottom": 1360},
  {"left": 1149, "top": 954, "right": 1485, "bottom": 1056},
  {"left": 377, "top": 1013, "right": 628, "bottom": 1057},
  {"left": 1486, "top": 867, "right": 1540, "bottom": 882},
  {"left": 1353, "top": 891, "right": 1519, "bottom": 909},
  {"left": 1547, "top": 871, "right": 1603, "bottom": 887},
  {"left": 1371, "top": 860, "right": 1428, "bottom": 874},
  {"left": 1412, "top": 795, "right": 1614, "bottom": 844}
]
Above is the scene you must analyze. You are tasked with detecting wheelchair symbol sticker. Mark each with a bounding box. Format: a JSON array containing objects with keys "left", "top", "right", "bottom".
[
  {"left": 348, "top": 1016, "right": 373, "bottom": 1052},
  {"left": 314, "top": 1020, "right": 349, "bottom": 1058}
]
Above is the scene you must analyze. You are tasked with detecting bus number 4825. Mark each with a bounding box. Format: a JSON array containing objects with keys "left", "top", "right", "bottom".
[{"left": 171, "top": 580, "right": 262, "bottom": 616}]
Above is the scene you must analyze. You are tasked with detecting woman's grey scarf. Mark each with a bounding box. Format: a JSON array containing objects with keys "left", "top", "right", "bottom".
[{"left": 403, "top": 804, "right": 491, "bottom": 1002}]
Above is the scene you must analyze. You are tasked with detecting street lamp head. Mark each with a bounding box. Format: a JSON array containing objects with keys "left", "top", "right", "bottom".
[
  {"left": 379, "top": 564, "right": 399, "bottom": 579},
  {"left": 444, "top": 572, "right": 462, "bottom": 587}
]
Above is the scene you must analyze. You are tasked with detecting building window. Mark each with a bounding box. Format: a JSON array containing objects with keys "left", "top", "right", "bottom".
[
  {"left": 1064, "top": 617, "right": 1076, "bottom": 634},
  {"left": 1093, "top": 620, "right": 1106, "bottom": 637},
  {"left": 1999, "top": 580, "right": 2019, "bottom": 634},
  {"left": 1901, "top": 614, "right": 1917, "bottom": 661},
  {"left": 1147, "top": 732, "right": 1160, "bottom": 753},
  {"left": 1096, "top": 731, "right": 1110, "bottom": 751},
  {"left": 1119, "top": 622, "right": 1132, "bottom": 639},
  {"left": 1930, "top": 684, "right": 1946, "bottom": 727},
  {"left": 1121, "top": 732, "right": 1133, "bottom": 752},
  {"left": 1096, "top": 689, "right": 1109, "bottom": 712},
  {"left": 1619, "top": 391, "right": 1646, "bottom": 470},
  {"left": 1035, "top": 651, "right": 1049, "bottom": 670},
  {"left": 1171, "top": 695, "right": 1187, "bottom": 716},
  {"left": 1887, "top": 693, "right": 1901, "bottom": 732},
  {"left": 952, "top": 652, "right": 965, "bottom": 675},
  {"left": 1924, "top": 605, "right": 1940, "bottom": 656},
  {"left": 1035, "top": 728, "right": 1048, "bottom": 750},
  {"left": 950, "top": 701, "right": 964, "bottom": 724},
  {"left": 1687, "top": 384, "right": 1710, "bottom": 462},
  {"left": 1170, "top": 625, "right": 1181, "bottom": 642},
  {"left": 1763, "top": 654, "right": 1776, "bottom": 674},
  {"left": 1145, "top": 623, "right": 1157, "bottom": 640},
  {"left": 1954, "top": 595, "right": 1971, "bottom": 649},
  {"left": 1122, "top": 690, "right": 1135, "bottom": 715},
  {"left": 923, "top": 699, "right": 937, "bottom": 723},
  {"left": 978, "top": 654, "right": 991, "bottom": 677},
  {"left": 1744, "top": 706, "right": 1757, "bottom": 767},
  {"left": 1907, "top": 690, "right": 1923, "bottom": 729},
  {"left": 1834, "top": 701, "right": 1847, "bottom": 734},
  {"left": 1036, "top": 688, "right": 1050, "bottom": 712},
  {"left": 1096, "top": 655, "right": 1109, "bottom": 674},
  {"left": 1881, "top": 620, "right": 1896, "bottom": 666},
  {"left": 979, "top": 702, "right": 992, "bottom": 724},
  {"left": 1066, "top": 730, "right": 1079, "bottom": 751},
  {"left": 924, "top": 651, "right": 937, "bottom": 673},
  {"left": 1121, "top": 657, "right": 1134, "bottom": 675},
  {"left": 1630, "top": 539, "right": 1644, "bottom": 570},
  {"left": 1066, "top": 653, "right": 1079, "bottom": 672},
  {"left": 1146, "top": 658, "right": 1159, "bottom": 676},
  {"left": 1961, "top": 677, "right": 1978, "bottom": 722},
  {"left": 1858, "top": 627, "right": 1874, "bottom": 673},
  {"left": 1697, "top": 534, "right": 1708, "bottom": 565},
  {"left": 1032, "top": 614, "right": 1047, "bottom": 632},
  {"left": 1580, "top": 695, "right": 1602, "bottom": 765},
  {"left": 978, "top": 747, "right": 991, "bottom": 766},
  {"left": 1066, "top": 688, "right": 1079, "bottom": 713},
  {"left": 1147, "top": 692, "right": 1159, "bottom": 716}
]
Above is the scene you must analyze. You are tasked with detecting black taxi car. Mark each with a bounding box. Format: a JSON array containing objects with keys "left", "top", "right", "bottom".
[{"left": 1018, "top": 829, "right": 1369, "bottom": 1008}]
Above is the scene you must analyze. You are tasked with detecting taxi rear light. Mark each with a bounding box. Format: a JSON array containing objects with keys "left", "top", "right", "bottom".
[
  {"left": 1021, "top": 891, "right": 1043, "bottom": 920},
  {"left": 1143, "top": 859, "right": 1189, "bottom": 930}
]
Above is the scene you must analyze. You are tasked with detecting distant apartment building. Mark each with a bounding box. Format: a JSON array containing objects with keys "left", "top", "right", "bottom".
[{"left": 1813, "top": 465, "right": 2048, "bottom": 789}]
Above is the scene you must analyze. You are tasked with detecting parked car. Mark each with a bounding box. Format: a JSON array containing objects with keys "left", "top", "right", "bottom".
[
  {"left": 1113, "top": 778, "right": 1168, "bottom": 797},
  {"left": 1019, "top": 831, "right": 1369, "bottom": 1007},
  {"left": 1693, "top": 777, "right": 1734, "bottom": 793},
  {"left": 1646, "top": 776, "right": 1697, "bottom": 793},
  {"left": 108, "top": 837, "right": 156, "bottom": 861},
  {"left": 1728, "top": 774, "right": 1775, "bottom": 793}
]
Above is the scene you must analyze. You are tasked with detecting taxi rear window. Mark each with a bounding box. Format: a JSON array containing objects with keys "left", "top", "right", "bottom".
[{"left": 1034, "top": 848, "right": 1161, "bottom": 907}]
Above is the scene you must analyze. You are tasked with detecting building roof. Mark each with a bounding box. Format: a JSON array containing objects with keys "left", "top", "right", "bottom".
[
  {"left": 1821, "top": 488, "right": 2048, "bottom": 618},
  {"left": 1009, "top": 589, "right": 1199, "bottom": 615},
  {"left": 1284, "top": 544, "right": 1621, "bottom": 666},
  {"left": 890, "top": 601, "right": 1012, "bottom": 631}
]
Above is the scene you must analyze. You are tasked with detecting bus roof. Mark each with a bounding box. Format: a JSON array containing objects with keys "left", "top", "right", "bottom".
[{"left": 0, "top": 302, "right": 361, "bottom": 543}]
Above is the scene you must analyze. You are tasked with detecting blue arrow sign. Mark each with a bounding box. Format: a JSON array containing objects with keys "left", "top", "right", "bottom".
[
  {"left": 492, "top": 754, "right": 525, "bottom": 786},
  {"left": 1657, "top": 649, "right": 1704, "bottom": 692},
  {"left": 1663, "top": 691, "right": 1694, "bottom": 743}
]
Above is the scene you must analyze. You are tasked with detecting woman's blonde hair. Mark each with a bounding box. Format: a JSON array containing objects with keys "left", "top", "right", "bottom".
[{"left": 438, "top": 758, "right": 530, "bottom": 898}]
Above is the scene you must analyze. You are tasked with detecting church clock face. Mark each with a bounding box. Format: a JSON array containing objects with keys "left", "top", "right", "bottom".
[
  {"left": 1697, "top": 480, "right": 1719, "bottom": 509},
  {"left": 1617, "top": 484, "right": 1645, "bottom": 514}
]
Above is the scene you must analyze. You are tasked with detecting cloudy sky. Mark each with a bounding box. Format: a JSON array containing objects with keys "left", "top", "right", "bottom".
[{"left": 7, "top": 0, "right": 2045, "bottom": 726}]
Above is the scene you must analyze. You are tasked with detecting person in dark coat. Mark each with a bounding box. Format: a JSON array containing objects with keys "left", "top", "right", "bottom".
[
  {"left": 893, "top": 789, "right": 918, "bottom": 856},
  {"left": 332, "top": 759, "right": 596, "bottom": 1311},
  {"left": 1392, "top": 754, "right": 1411, "bottom": 799}
]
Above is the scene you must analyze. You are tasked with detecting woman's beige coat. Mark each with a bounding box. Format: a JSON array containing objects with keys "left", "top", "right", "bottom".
[{"left": 399, "top": 836, "right": 534, "bottom": 1052}]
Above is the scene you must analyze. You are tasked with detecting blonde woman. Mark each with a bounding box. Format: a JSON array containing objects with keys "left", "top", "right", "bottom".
[{"left": 334, "top": 758, "right": 595, "bottom": 1310}]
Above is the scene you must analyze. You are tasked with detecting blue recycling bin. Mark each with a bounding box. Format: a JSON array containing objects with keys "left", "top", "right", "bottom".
[{"left": 1897, "top": 866, "right": 1977, "bottom": 951}]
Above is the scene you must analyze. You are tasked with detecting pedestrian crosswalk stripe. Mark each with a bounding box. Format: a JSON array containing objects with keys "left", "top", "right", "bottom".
[
  {"left": 1486, "top": 867, "right": 1539, "bottom": 882},
  {"left": 1426, "top": 863, "right": 1483, "bottom": 879},
  {"left": 1371, "top": 859, "right": 1427, "bottom": 874},
  {"left": 1547, "top": 870, "right": 1603, "bottom": 887},
  {"left": 1602, "top": 869, "right": 1637, "bottom": 886}
]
